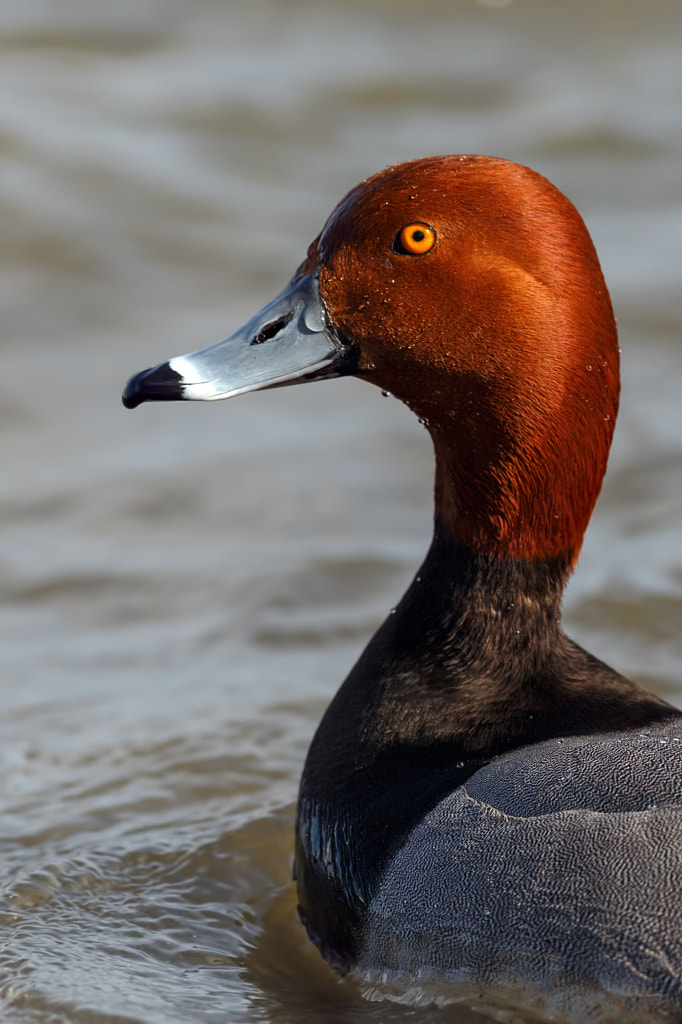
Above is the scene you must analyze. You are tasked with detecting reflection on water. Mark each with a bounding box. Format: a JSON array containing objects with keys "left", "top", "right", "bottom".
[{"left": 0, "top": 0, "right": 681, "bottom": 1020}]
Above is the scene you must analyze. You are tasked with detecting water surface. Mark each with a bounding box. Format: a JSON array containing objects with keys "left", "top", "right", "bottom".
[{"left": 0, "top": 0, "right": 681, "bottom": 1020}]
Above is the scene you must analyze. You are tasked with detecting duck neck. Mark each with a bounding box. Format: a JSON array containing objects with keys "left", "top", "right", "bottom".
[
  {"left": 428, "top": 406, "right": 600, "bottom": 566},
  {"left": 295, "top": 528, "right": 675, "bottom": 968}
]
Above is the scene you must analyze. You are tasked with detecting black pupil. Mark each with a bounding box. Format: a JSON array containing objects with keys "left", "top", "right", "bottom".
[{"left": 412, "top": 229, "right": 425, "bottom": 242}]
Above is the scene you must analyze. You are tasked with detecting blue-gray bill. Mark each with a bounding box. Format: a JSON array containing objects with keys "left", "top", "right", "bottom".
[{"left": 122, "top": 271, "right": 357, "bottom": 409}]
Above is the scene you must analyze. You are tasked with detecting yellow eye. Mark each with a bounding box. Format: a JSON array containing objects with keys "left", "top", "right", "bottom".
[{"left": 394, "top": 223, "right": 437, "bottom": 256}]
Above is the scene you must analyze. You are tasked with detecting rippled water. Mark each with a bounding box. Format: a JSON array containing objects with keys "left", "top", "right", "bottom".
[{"left": 1, "top": 0, "right": 681, "bottom": 1020}]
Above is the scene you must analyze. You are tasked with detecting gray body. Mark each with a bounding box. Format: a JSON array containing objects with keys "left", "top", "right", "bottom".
[{"left": 360, "top": 718, "right": 682, "bottom": 1020}]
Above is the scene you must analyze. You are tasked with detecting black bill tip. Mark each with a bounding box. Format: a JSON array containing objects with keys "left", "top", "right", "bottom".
[{"left": 122, "top": 362, "right": 185, "bottom": 409}]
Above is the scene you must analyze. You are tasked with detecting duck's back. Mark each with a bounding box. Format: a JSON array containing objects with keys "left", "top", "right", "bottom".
[{"left": 361, "top": 717, "right": 682, "bottom": 1012}]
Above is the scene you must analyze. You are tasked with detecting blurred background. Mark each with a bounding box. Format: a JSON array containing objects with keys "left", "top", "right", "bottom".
[{"left": 0, "top": 0, "right": 681, "bottom": 1021}]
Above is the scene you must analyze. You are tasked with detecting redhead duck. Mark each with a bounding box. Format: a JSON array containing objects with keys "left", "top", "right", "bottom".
[{"left": 123, "top": 156, "right": 682, "bottom": 1019}]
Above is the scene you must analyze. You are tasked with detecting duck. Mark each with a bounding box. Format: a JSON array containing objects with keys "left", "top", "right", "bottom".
[{"left": 123, "top": 155, "right": 682, "bottom": 1021}]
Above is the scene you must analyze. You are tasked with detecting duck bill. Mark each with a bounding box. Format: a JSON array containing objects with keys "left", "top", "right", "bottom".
[{"left": 122, "top": 271, "right": 357, "bottom": 409}]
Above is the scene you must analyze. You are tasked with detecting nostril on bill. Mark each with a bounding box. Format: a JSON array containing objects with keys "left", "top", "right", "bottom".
[{"left": 251, "top": 312, "right": 294, "bottom": 345}]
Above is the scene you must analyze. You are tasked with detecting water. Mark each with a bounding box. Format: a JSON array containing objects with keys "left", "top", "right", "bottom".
[{"left": 0, "top": 0, "right": 681, "bottom": 1020}]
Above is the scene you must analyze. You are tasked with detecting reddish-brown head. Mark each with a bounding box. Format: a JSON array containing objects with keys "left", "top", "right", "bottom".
[{"left": 309, "top": 155, "right": 619, "bottom": 568}]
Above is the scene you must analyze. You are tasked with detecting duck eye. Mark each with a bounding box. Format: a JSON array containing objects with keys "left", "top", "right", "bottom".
[{"left": 393, "top": 223, "right": 437, "bottom": 256}]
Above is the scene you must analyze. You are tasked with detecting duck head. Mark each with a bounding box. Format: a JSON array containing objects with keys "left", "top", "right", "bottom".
[{"left": 123, "top": 155, "right": 619, "bottom": 570}]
